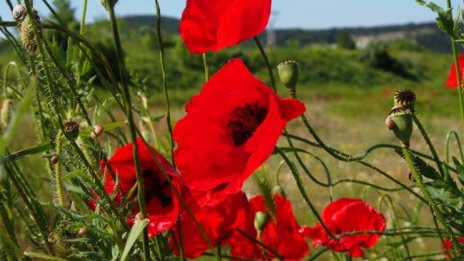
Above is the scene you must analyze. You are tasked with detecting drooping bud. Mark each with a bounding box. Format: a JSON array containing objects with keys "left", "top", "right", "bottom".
[
  {"left": 50, "top": 155, "right": 59, "bottom": 165},
  {"left": 277, "top": 60, "right": 299, "bottom": 93},
  {"left": 19, "top": 8, "right": 42, "bottom": 54},
  {"left": 63, "top": 121, "right": 80, "bottom": 140},
  {"left": 254, "top": 211, "right": 270, "bottom": 234},
  {"left": 394, "top": 89, "right": 416, "bottom": 112},
  {"left": 90, "top": 125, "right": 104, "bottom": 139},
  {"left": 100, "top": 0, "right": 118, "bottom": 10},
  {"left": 387, "top": 107, "right": 413, "bottom": 147}
]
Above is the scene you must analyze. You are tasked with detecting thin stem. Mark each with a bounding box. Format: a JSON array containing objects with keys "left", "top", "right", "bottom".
[
  {"left": 445, "top": 130, "right": 464, "bottom": 163},
  {"left": 412, "top": 114, "right": 444, "bottom": 177},
  {"left": 446, "top": 0, "right": 464, "bottom": 132},
  {"left": 202, "top": 53, "right": 209, "bottom": 82},
  {"left": 154, "top": 0, "right": 175, "bottom": 165},
  {"left": 106, "top": 2, "right": 150, "bottom": 259},
  {"left": 254, "top": 37, "right": 276, "bottom": 92},
  {"left": 236, "top": 229, "right": 283, "bottom": 260},
  {"left": 54, "top": 132, "right": 66, "bottom": 208},
  {"left": 402, "top": 146, "right": 463, "bottom": 256}
]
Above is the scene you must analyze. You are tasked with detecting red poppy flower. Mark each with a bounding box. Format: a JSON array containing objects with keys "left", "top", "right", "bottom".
[
  {"left": 96, "top": 138, "right": 182, "bottom": 237},
  {"left": 173, "top": 58, "right": 305, "bottom": 205},
  {"left": 446, "top": 53, "right": 464, "bottom": 88},
  {"left": 442, "top": 237, "right": 464, "bottom": 259},
  {"left": 170, "top": 191, "right": 248, "bottom": 258},
  {"left": 180, "top": 0, "right": 271, "bottom": 54},
  {"left": 229, "top": 193, "right": 310, "bottom": 260},
  {"left": 301, "top": 198, "right": 385, "bottom": 257}
]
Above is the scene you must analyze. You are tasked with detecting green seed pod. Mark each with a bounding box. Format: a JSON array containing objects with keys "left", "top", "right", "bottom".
[
  {"left": 277, "top": 60, "right": 299, "bottom": 93},
  {"left": 100, "top": 0, "right": 118, "bottom": 10},
  {"left": 254, "top": 211, "right": 269, "bottom": 233},
  {"left": 19, "top": 9, "right": 42, "bottom": 54},
  {"left": 1, "top": 99, "right": 11, "bottom": 129},
  {"left": 394, "top": 89, "right": 416, "bottom": 112},
  {"left": 63, "top": 121, "right": 80, "bottom": 140},
  {"left": 387, "top": 107, "right": 413, "bottom": 147}
]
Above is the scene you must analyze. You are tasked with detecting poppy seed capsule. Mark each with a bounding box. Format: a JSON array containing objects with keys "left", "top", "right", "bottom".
[
  {"left": 394, "top": 89, "right": 416, "bottom": 112},
  {"left": 384, "top": 116, "right": 396, "bottom": 130},
  {"left": 91, "top": 125, "right": 104, "bottom": 139},
  {"left": 254, "top": 211, "right": 269, "bottom": 233},
  {"left": 63, "top": 121, "right": 80, "bottom": 139},
  {"left": 387, "top": 107, "right": 413, "bottom": 147},
  {"left": 277, "top": 60, "right": 299, "bottom": 92}
]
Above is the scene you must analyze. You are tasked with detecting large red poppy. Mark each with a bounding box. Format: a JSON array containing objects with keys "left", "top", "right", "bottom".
[
  {"left": 442, "top": 237, "right": 464, "bottom": 259},
  {"left": 173, "top": 58, "right": 305, "bottom": 205},
  {"left": 96, "top": 138, "right": 181, "bottom": 237},
  {"left": 228, "top": 193, "right": 309, "bottom": 260},
  {"left": 446, "top": 53, "right": 464, "bottom": 88},
  {"left": 301, "top": 198, "right": 385, "bottom": 257},
  {"left": 170, "top": 191, "right": 248, "bottom": 258},
  {"left": 180, "top": 0, "right": 271, "bottom": 54}
]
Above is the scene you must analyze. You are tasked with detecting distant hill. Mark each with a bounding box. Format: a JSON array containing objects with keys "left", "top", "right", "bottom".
[{"left": 117, "top": 15, "right": 450, "bottom": 52}]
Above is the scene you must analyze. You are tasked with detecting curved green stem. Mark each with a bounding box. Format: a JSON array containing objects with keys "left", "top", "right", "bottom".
[
  {"left": 202, "top": 53, "right": 209, "bottom": 82},
  {"left": 445, "top": 130, "right": 464, "bottom": 163},
  {"left": 275, "top": 147, "right": 337, "bottom": 239},
  {"left": 402, "top": 146, "right": 463, "bottom": 256},
  {"left": 254, "top": 37, "right": 276, "bottom": 92}
]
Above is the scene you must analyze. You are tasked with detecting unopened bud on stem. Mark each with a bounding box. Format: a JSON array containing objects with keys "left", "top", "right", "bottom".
[
  {"left": 254, "top": 211, "right": 269, "bottom": 234},
  {"left": 277, "top": 60, "right": 299, "bottom": 94}
]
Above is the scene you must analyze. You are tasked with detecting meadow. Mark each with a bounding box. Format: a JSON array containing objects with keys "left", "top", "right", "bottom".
[{"left": 1, "top": 0, "right": 464, "bottom": 260}]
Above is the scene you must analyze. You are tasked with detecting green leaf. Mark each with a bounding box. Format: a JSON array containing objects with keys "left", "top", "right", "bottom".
[
  {"left": 121, "top": 218, "right": 149, "bottom": 261},
  {"left": 24, "top": 251, "right": 68, "bottom": 261},
  {"left": 395, "top": 149, "right": 441, "bottom": 180},
  {"left": 452, "top": 156, "right": 464, "bottom": 185}
]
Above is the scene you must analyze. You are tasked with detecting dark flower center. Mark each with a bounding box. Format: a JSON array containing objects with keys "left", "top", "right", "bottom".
[
  {"left": 142, "top": 169, "right": 172, "bottom": 208},
  {"left": 227, "top": 103, "right": 268, "bottom": 146}
]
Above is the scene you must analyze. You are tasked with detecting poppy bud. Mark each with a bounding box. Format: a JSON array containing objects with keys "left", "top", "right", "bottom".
[
  {"left": 77, "top": 226, "right": 88, "bottom": 237},
  {"left": 277, "top": 60, "right": 299, "bottom": 93},
  {"left": 51, "top": 155, "right": 59, "bottom": 165},
  {"left": 100, "top": 0, "right": 118, "bottom": 10},
  {"left": 63, "top": 121, "right": 80, "bottom": 140},
  {"left": 90, "top": 125, "right": 104, "bottom": 139},
  {"left": 254, "top": 211, "right": 269, "bottom": 233},
  {"left": 387, "top": 107, "right": 413, "bottom": 147},
  {"left": 1, "top": 99, "right": 12, "bottom": 129},
  {"left": 394, "top": 89, "right": 416, "bottom": 112}
]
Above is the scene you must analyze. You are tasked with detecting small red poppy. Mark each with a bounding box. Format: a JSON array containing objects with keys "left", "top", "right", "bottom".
[
  {"left": 301, "top": 198, "right": 386, "bottom": 257},
  {"left": 96, "top": 138, "right": 182, "bottom": 237},
  {"left": 170, "top": 191, "right": 248, "bottom": 258},
  {"left": 229, "top": 193, "right": 310, "bottom": 260},
  {"left": 180, "top": 0, "right": 271, "bottom": 54},
  {"left": 446, "top": 53, "right": 464, "bottom": 88},
  {"left": 442, "top": 237, "right": 464, "bottom": 259},
  {"left": 173, "top": 58, "right": 305, "bottom": 205}
]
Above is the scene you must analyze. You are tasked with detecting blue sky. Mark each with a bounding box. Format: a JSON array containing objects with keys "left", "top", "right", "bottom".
[{"left": 0, "top": 0, "right": 462, "bottom": 29}]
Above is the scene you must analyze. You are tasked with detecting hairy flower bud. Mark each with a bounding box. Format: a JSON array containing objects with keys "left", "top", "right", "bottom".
[
  {"left": 1, "top": 99, "right": 12, "bottom": 129},
  {"left": 277, "top": 60, "right": 299, "bottom": 93},
  {"left": 19, "top": 8, "right": 42, "bottom": 54},
  {"left": 254, "top": 211, "right": 269, "bottom": 233},
  {"left": 387, "top": 107, "right": 413, "bottom": 147},
  {"left": 77, "top": 226, "right": 88, "bottom": 237},
  {"left": 12, "top": 5, "right": 27, "bottom": 21}
]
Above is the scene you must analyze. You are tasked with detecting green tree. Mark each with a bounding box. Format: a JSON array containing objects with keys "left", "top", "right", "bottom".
[{"left": 336, "top": 31, "right": 356, "bottom": 50}]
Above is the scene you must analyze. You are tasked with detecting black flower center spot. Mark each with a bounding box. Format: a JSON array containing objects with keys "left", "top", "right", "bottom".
[
  {"left": 141, "top": 169, "right": 172, "bottom": 208},
  {"left": 227, "top": 103, "right": 268, "bottom": 146}
]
